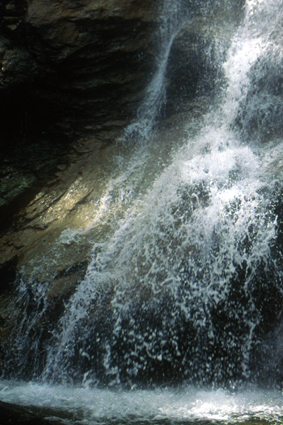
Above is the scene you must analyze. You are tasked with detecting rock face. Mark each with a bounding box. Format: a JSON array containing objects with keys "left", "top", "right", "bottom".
[
  {"left": 0, "top": 0, "right": 159, "bottom": 133},
  {"left": 0, "top": 0, "right": 160, "bottom": 260},
  {"left": 0, "top": 0, "right": 161, "bottom": 368},
  {"left": 0, "top": 400, "right": 55, "bottom": 424},
  {"left": 0, "top": 0, "right": 159, "bottom": 219}
]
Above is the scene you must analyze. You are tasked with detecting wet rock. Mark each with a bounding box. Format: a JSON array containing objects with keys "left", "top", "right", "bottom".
[
  {"left": 0, "top": 256, "right": 17, "bottom": 295},
  {"left": 0, "top": 0, "right": 162, "bottom": 308},
  {"left": 0, "top": 400, "right": 73, "bottom": 424},
  {"left": 0, "top": 0, "right": 160, "bottom": 140},
  {"left": 163, "top": 1, "right": 245, "bottom": 117},
  {"left": 0, "top": 0, "right": 160, "bottom": 237},
  {"left": 0, "top": 0, "right": 162, "bottom": 375}
]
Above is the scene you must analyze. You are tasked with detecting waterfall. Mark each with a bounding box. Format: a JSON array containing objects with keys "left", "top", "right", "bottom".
[
  {"left": 34, "top": 0, "right": 283, "bottom": 389},
  {"left": 123, "top": 0, "right": 187, "bottom": 141},
  {"left": 1, "top": 0, "right": 283, "bottom": 423}
]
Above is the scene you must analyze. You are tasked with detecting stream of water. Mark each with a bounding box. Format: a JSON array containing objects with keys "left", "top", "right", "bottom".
[{"left": 2, "top": 0, "right": 283, "bottom": 423}]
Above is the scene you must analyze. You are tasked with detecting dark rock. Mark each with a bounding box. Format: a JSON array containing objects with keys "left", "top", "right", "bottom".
[
  {"left": 0, "top": 0, "right": 160, "bottom": 237},
  {"left": 0, "top": 0, "right": 162, "bottom": 381},
  {"left": 162, "top": 1, "right": 245, "bottom": 118},
  {"left": 0, "top": 255, "right": 17, "bottom": 295},
  {"left": 0, "top": 0, "right": 160, "bottom": 141},
  {"left": 0, "top": 400, "right": 70, "bottom": 424}
]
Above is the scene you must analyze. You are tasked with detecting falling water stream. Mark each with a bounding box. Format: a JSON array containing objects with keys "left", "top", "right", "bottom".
[{"left": 2, "top": 0, "right": 283, "bottom": 423}]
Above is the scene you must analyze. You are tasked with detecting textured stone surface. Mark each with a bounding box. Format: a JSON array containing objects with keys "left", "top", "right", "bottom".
[
  {"left": 0, "top": 0, "right": 159, "bottom": 127},
  {"left": 0, "top": 0, "right": 160, "bottom": 232},
  {"left": 0, "top": 0, "right": 161, "bottom": 252},
  {"left": 0, "top": 0, "right": 162, "bottom": 364},
  {"left": 0, "top": 400, "right": 74, "bottom": 424}
]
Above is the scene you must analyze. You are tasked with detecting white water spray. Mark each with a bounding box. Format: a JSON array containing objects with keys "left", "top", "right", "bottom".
[
  {"left": 39, "top": 0, "right": 283, "bottom": 388},
  {"left": 124, "top": 0, "right": 187, "bottom": 141}
]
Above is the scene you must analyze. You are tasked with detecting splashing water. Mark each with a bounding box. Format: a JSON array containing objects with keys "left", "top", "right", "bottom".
[
  {"left": 124, "top": 0, "right": 188, "bottom": 141},
  {"left": 37, "top": 0, "right": 283, "bottom": 389},
  {"left": 1, "top": 381, "right": 283, "bottom": 424}
]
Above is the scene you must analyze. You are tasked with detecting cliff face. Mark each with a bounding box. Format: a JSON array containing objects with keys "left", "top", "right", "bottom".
[
  {"left": 0, "top": 0, "right": 161, "bottom": 357},
  {"left": 0, "top": 0, "right": 160, "bottom": 263},
  {"left": 0, "top": 0, "right": 159, "bottom": 144}
]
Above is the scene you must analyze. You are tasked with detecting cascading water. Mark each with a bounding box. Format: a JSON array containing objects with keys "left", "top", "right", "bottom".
[
  {"left": 2, "top": 0, "right": 283, "bottom": 423},
  {"left": 123, "top": 0, "right": 185, "bottom": 141}
]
